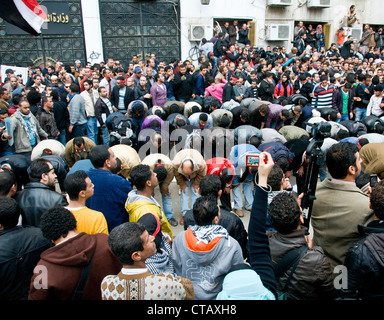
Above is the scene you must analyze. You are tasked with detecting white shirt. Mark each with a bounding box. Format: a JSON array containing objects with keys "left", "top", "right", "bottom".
[
  {"left": 366, "top": 94, "right": 384, "bottom": 117},
  {"left": 118, "top": 87, "right": 126, "bottom": 111}
]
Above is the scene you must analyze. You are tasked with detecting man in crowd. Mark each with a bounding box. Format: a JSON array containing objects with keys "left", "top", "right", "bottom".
[
  {"left": 37, "top": 96, "right": 59, "bottom": 140},
  {"left": 86, "top": 145, "right": 133, "bottom": 232},
  {"left": 64, "top": 170, "right": 109, "bottom": 235},
  {"left": 4, "top": 100, "right": 48, "bottom": 158},
  {"left": 311, "top": 142, "right": 374, "bottom": 270},
  {"left": 16, "top": 158, "right": 68, "bottom": 227},
  {"left": 67, "top": 83, "right": 87, "bottom": 138},
  {"left": 28, "top": 207, "right": 121, "bottom": 300}
]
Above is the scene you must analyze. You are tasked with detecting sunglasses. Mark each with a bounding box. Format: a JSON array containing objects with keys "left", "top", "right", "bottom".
[{"left": 44, "top": 167, "right": 55, "bottom": 174}]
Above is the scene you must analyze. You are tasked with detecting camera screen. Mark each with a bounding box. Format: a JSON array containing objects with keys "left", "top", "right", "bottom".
[{"left": 246, "top": 155, "right": 259, "bottom": 167}]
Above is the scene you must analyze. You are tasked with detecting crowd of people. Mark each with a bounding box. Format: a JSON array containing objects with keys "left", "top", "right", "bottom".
[{"left": 1, "top": 14, "right": 384, "bottom": 301}]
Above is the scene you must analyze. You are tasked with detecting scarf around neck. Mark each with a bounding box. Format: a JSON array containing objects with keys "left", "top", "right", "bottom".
[
  {"left": 16, "top": 109, "right": 38, "bottom": 142},
  {"left": 189, "top": 224, "right": 229, "bottom": 244}
]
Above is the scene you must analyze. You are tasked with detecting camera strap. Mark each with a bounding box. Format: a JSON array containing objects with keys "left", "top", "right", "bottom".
[
  {"left": 274, "top": 245, "right": 308, "bottom": 294},
  {"left": 71, "top": 254, "right": 94, "bottom": 300}
]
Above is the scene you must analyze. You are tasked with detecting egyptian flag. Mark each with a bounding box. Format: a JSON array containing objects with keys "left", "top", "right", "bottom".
[{"left": 0, "top": 0, "right": 47, "bottom": 36}]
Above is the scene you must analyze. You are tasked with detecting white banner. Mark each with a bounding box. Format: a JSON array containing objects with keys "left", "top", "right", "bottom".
[{"left": 1, "top": 64, "right": 29, "bottom": 85}]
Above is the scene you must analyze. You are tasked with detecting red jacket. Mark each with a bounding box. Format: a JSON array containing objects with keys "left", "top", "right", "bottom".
[
  {"left": 274, "top": 81, "right": 293, "bottom": 99},
  {"left": 206, "top": 157, "right": 235, "bottom": 187}
]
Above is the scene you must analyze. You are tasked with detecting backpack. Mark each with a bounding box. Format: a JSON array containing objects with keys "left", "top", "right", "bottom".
[
  {"left": 274, "top": 245, "right": 308, "bottom": 300},
  {"left": 105, "top": 113, "right": 134, "bottom": 139}
]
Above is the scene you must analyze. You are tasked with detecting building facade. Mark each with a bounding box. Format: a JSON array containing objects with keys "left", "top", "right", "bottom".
[{"left": 0, "top": 0, "right": 382, "bottom": 68}]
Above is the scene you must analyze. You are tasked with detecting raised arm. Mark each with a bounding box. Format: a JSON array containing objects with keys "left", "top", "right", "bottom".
[{"left": 248, "top": 152, "right": 277, "bottom": 298}]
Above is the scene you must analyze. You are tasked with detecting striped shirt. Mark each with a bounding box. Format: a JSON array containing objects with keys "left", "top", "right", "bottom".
[{"left": 312, "top": 84, "right": 335, "bottom": 109}]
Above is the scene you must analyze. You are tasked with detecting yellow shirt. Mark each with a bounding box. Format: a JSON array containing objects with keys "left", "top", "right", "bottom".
[{"left": 67, "top": 206, "right": 109, "bottom": 235}]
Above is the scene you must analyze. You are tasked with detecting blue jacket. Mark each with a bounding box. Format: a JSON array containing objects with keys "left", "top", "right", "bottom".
[
  {"left": 194, "top": 73, "right": 206, "bottom": 96},
  {"left": 86, "top": 168, "right": 132, "bottom": 232}
]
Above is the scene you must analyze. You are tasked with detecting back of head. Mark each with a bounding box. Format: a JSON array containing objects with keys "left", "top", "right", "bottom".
[
  {"left": 199, "top": 174, "right": 221, "bottom": 197},
  {"left": 73, "top": 136, "right": 85, "bottom": 148},
  {"left": 220, "top": 167, "right": 234, "bottom": 187},
  {"left": 370, "top": 180, "right": 384, "bottom": 220},
  {"left": 28, "top": 158, "right": 51, "bottom": 182},
  {"left": 132, "top": 101, "right": 144, "bottom": 116},
  {"left": 40, "top": 207, "right": 77, "bottom": 241},
  {"left": 137, "top": 213, "right": 162, "bottom": 252},
  {"left": 153, "top": 165, "right": 167, "bottom": 185},
  {"left": 259, "top": 104, "right": 270, "bottom": 115},
  {"left": 0, "top": 170, "right": 17, "bottom": 196},
  {"left": 281, "top": 109, "right": 290, "bottom": 119},
  {"left": 358, "top": 138, "right": 369, "bottom": 148},
  {"left": 193, "top": 194, "right": 219, "bottom": 226},
  {"left": 375, "top": 123, "right": 384, "bottom": 134},
  {"left": 220, "top": 116, "right": 231, "bottom": 128},
  {"left": 199, "top": 113, "right": 208, "bottom": 122},
  {"left": 108, "top": 222, "right": 146, "bottom": 265},
  {"left": 267, "top": 164, "right": 284, "bottom": 191},
  {"left": 336, "top": 129, "right": 349, "bottom": 141},
  {"left": 275, "top": 157, "right": 291, "bottom": 174},
  {"left": 249, "top": 136, "right": 261, "bottom": 148},
  {"left": 129, "top": 164, "right": 151, "bottom": 191},
  {"left": 69, "top": 83, "right": 80, "bottom": 94},
  {"left": 268, "top": 192, "right": 301, "bottom": 234},
  {"left": 169, "top": 103, "right": 180, "bottom": 114},
  {"left": 175, "top": 118, "right": 186, "bottom": 128},
  {"left": 51, "top": 89, "right": 59, "bottom": 101},
  {"left": 26, "top": 89, "right": 41, "bottom": 105},
  {"left": 64, "top": 170, "right": 88, "bottom": 201},
  {"left": 240, "top": 109, "right": 250, "bottom": 122},
  {"left": 0, "top": 197, "right": 20, "bottom": 229},
  {"left": 89, "top": 145, "right": 110, "bottom": 169},
  {"left": 326, "top": 142, "right": 358, "bottom": 179}
]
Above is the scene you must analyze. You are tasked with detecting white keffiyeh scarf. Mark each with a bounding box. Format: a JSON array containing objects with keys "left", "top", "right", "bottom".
[{"left": 189, "top": 224, "right": 229, "bottom": 244}]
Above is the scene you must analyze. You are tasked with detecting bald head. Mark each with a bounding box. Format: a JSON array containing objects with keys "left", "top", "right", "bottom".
[{"left": 181, "top": 159, "right": 194, "bottom": 177}]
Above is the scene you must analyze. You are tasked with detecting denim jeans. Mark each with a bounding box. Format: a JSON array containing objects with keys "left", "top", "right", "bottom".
[
  {"left": 231, "top": 174, "right": 254, "bottom": 210},
  {"left": 355, "top": 107, "right": 366, "bottom": 121},
  {"left": 73, "top": 123, "right": 87, "bottom": 138},
  {"left": 56, "top": 129, "right": 67, "bottom": 146},
  {"left": 101, "top": 126, "right": 110, "bottom": 146},
  {"left": 180, "top": 179, "right": 199, "bottom": 216},
  {"left": 336, "top": 113, "right": 350, "bottom": 123},
  {"left": 161, "top": 192, "right": 175, "bottom": 220},
  {"left": 87, "top": 117, "right": 98, "bottom": 145}
]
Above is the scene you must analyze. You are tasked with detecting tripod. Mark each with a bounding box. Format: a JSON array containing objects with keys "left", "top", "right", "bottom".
[{"left": 301, "top": 138, "right": 324, "bottom": 229}]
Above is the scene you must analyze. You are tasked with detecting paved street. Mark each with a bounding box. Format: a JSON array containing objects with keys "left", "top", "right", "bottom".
[
  {"left": 154, "top": 176, "right": 313, "bottom": 239},
  {"left": 153, "top": 179, "right": 250, "bottom": 238}
]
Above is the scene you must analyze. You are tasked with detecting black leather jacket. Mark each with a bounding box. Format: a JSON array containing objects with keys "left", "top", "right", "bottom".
[
  {"left": 0, "top": 225, "right": 51, "bottom": 300},
  {"left": 339, "top": 221, "right": 384, "bottom": 300},
  {"left": 268, "top": 228, "right": 336, "bottom": 300},
  {"left": 17, "top": 182, "right": 68, "bottom": 227}
]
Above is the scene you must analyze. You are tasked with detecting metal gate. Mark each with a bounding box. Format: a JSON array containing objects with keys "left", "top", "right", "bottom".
[
  {"left": 0, "top": 0, "right": 86, "bottom": 67},
  {"left": 99, "top": 0, "right": 180, "bottom": 66}
]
